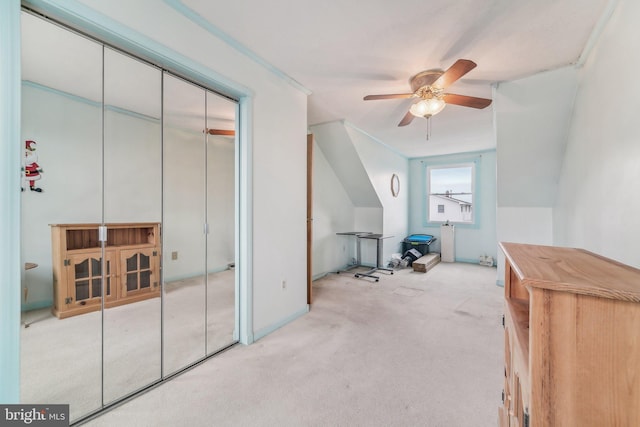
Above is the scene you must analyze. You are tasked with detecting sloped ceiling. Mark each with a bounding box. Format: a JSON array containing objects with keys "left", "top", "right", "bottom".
[
  {"left": 496, "top": 67, "right": 579, "bottom": 207},
  {"left": 311, "top": 122, "right": 381, "bottom": 208}
]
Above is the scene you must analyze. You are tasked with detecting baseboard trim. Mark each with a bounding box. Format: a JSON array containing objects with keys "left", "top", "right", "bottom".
[
  {"left": 163, "top": 264, "right": 232, "bottom": 283},
  {"left": 253, "top": 305, "right": 309, "bottom": 342},
  {"left": 21, "top": 300, "right": 53, "bottom": 312},
  {"left": 312, "top": 272, "right": 329, "bottom": 281},
  {"left": 454, "top": 258, "right": 493, "bottom": 266}
]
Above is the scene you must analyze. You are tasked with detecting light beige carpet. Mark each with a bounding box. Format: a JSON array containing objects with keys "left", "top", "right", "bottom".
[
  {"left": 20, "top": 270, "right": 236, "bottom": 422},
  {"left": 84, "top": 262, "right": 504, "bottom": 427}
]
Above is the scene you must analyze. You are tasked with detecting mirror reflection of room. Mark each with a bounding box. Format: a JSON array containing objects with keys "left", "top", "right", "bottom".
[
  {"left": 162, "top": 74, "right": 208, "bottom": 374},
  {"left": 102, "top": 46, "right": 163, "bottom": 405},
  {"left": 21, "top": 12, "right": 104, "bottom": 420},
  {"left": 205, "top": 90, "right": 237, "bottom": 355},
  {"left": 20, "top": 11, "right": 238, "bottom": 424}
]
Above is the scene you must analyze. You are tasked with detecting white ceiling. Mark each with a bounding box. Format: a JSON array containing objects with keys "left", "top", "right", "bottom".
[
  {"left": 183, "top": 0, "right": 612, "bottom": 157},
  {"left": 22, "top": 1, "right": 612, "bottom": 157}
]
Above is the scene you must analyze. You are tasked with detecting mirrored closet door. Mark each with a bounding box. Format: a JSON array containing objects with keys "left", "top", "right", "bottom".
[
  {"left": 20, "top": 12, "right": 104, "bottom": 421},
  {"left": 102, "top": 47, "right": 163, "bottom": 404},
  {"left": 162, "top": 74, "right": 238, "bottom": 371},
  {"left": 162, "top": 74, "right": 208, "bottom": 374},
  {"left": 205, "top": 91, "right": 238, "bottom": 355},
  {"left": 20, "top": 11, "right": 239, "bottom": 423}
]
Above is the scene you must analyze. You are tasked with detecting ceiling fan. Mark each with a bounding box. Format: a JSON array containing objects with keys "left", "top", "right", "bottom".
[{"left": 363, "top": 59, "right": 492, "bottom": 138}]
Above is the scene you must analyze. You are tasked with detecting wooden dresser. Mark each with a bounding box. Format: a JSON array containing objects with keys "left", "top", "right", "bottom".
[
  {"left": 51, "top": 223, "right": 161, "bottom": 318},
  {"left": 499, "top": 242, "right": 640, "bottom": 427}
]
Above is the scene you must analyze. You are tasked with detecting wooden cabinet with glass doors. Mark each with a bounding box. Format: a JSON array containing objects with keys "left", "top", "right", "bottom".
[{"left": 51, "top": 223, "right": 160, "bottom": 319}]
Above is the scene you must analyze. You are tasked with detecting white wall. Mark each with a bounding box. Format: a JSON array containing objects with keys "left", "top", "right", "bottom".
[
  {"left": 495, "top": 67, "right": 578, "bottom": 208},
  {"left": 251, "top": 86, "right": 307, "bottom": 334},
  {"left": 312, "top": 140, "right": 356, "bottom": 276},
  {"left": 310, "top": 121, "right": 381, "bottom": 207},
  {"left": 495, "top": 207, "right": 553, "bottom": 285},
  {"left": 310, "top": 121, "right": 409, "bottom": 275},
  {"left": 554, "top": 0, "right": 640, "bottom": 268},
  {"left": 346, "top": 124, "right": 409, "bottom": 264}
]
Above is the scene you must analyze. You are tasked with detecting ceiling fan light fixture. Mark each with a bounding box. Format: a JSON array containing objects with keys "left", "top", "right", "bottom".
[{"left": 409, "top": 98, "right": 446, "bottom": 118}]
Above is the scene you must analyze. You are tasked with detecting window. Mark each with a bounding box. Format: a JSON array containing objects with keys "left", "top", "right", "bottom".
[{"left": 427, "top": 163, "right": 474, "bottom": 224}]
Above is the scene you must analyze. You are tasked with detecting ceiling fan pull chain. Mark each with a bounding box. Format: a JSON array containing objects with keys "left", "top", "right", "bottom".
[{"left": 426, "top": 115, "right": 431, "bottom": 141}]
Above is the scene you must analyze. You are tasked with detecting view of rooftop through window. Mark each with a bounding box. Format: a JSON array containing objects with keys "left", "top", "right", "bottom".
[{"left": 427, "top": 164, "right": 474, "bottom": 223}]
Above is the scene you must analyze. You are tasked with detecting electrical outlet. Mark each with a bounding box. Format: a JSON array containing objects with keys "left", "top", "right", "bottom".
[
  {"left": 281, "top": 280, "right": 286, "bottom": 290},
  {"left": 171, "top": 251, "right": 178, "bottom": 260}
]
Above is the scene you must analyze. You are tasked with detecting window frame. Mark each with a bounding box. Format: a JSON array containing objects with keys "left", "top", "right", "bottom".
[{"left": 424, "top": 161, "right": 478, "bottom": 226}]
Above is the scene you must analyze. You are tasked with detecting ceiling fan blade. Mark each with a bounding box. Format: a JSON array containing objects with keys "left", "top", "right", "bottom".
[
  {"left": 432, "top": 59, "right": 477, "bottom": 89},
  {"left": 398, "top": 110, "right": 415, "bottom": 127},
  {"left": 206, "top": 128, "right": 235, "bottom": 136},
  {"left": 443, "top": 93, "right": 492, "bottom": 109},
  {"left": 364, "top": 93, "right": 414, "bottom": 100}
]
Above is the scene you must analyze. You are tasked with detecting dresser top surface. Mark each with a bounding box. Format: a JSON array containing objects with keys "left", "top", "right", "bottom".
[{"left": 500, "top": 242, "right": 640, "bottom": 302}]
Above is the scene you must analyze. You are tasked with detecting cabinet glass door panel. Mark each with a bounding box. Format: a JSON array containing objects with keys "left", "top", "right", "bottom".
[
  {"left": 119, "top": 247, "right": 159, "bottom": 298},
  {"left": 67, "top": 252, "right": 115, "bottom": 310},
  {"left": 162, "top": 73, "right": 207, "bottom": 375},
  {"left": 20, "top": 12, "right": 103, "bottom": 422},
  {"left": 102, "top": 47, "right": 162, "bottom": 404},
  {"left": 205, "top": 90, "right": 238, "bottom": 355}
]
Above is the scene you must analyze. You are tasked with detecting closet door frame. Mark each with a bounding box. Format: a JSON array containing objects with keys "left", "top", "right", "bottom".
[
  {"left": 17, "top": 7, "right": 250, "bottom": 423},
  {"left": 4, "top": 1, "right": 254, "bottom": 408}
]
